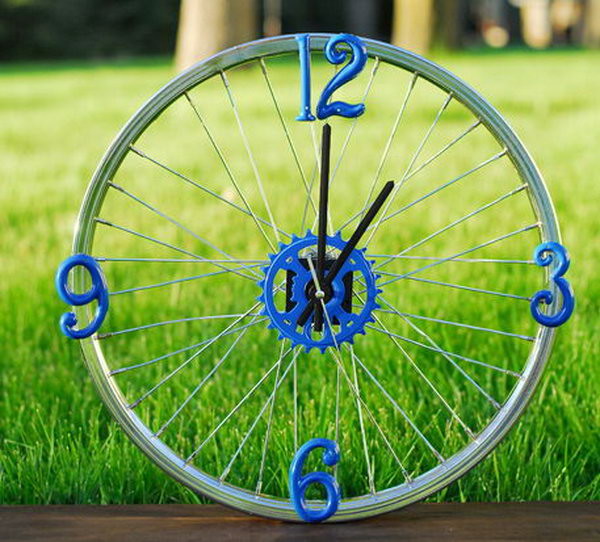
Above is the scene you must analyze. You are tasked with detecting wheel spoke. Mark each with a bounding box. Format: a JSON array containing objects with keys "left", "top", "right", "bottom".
[
  {"left": 367, "top": 255, "right": 534, "bottom": 265},
  {"left": 305, "top": 258, "right": 412, "bottom": 482},
  {"left": 329, "top": 57, "right": 380, "bottom": 190},
  {"left": 154, "top": 319, "right": 257, "bottom": 437},
  {"left": 350, "top": 72, "right": 418, "bottom": 227},
  {"left": 220, "top": 71, "right": 282, "bottom": 245},
  {"left": 125, "top": 303, "right": 263, "bottom": 406},
  {"left": 129, "top": 144, "right": 289, "bottom": 242},
  {"left": 366, "top": 325, "right": 520, "bottom": 378},
  {"left": 350, "top": 347, "right": 445, "bottom": 462},
  {"left": 374, "top": 274, "right": 529, "bottom": 301},
  {"left": 349, "top": 345, "right": 376, "bottom": 494},
  {"left": 367, "top": 150, "right": 508, "bottom": 234},
  {"left": 373, "top": 222, "right": 540, "bottom": 279},
  {"left": 368, "top": 306, "right": 476, "bottom": 440},
  {"left": 110, "top": 265, "right": 263, "bottom": 296},
  {"left": 377, "top": 308, "right": 535, "bottom": 342},
  {"left": 363, "top": 92, "right": 454, "bottom": 247},
  {"left": 185, "top": 346, "right": 294, "bottom": 465},
  {"left": 108, "top": 181, "right": 261, "bottom": 279},
  {"left": 255, "top": 342, "right": 295, "bottom": 493},
  {"left": 109, "top": 317, "right": 266, "bottom": 375},
  {"left": 377, "top": 184, "right": 527, "bottom": 263},
  {"left": 95, "top": 217, "right": 258, "bottom": 282},
  {"left": 378, "top": 295, "right": 502, "bottom": 409},
  {"left": 259, "top": 58, "right": 318, "bottom": 219},
  {"left": 100, "top": 313, "right": 260, "bottom": 339}
]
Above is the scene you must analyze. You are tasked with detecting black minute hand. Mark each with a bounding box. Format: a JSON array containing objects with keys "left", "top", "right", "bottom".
[
  {"left": 297, "top": 179, "right": 395, "bottom": 327},
  {"left": 314, "top": 123, "right": 331, "bottom": 332}
]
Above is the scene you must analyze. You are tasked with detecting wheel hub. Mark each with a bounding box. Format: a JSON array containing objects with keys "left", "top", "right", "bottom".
[{"left": 258, "top": 231, "right": 380, "bottom": 352}]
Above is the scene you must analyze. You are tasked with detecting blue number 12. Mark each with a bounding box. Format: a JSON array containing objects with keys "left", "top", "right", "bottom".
[{"left": 296, "top": 33, "right": 367, "bottom": 122}]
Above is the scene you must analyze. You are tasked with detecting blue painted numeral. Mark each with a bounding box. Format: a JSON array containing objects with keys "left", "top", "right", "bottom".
[
  {"left": 530, "top": 242, "right": 574, "bottom": 327},
  {"left": 296, "top": 34, "right": 316, "bottom": 122},
  {"left": 316, "top": 34, "right": 368, "bottom": 120},
  {"left": 296, "top": 33, "right": 367, "bottom": 122},
  {"left": 289, "top": 438, "right": 341, "bottom": 523},
  {"left": 55, "top": 253, "right": 109, "bottom": 339}
]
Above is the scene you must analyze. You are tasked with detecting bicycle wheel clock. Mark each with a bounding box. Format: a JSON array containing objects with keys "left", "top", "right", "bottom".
[{"left": 55, "top": 34, "right": 574, "bottom": 522}]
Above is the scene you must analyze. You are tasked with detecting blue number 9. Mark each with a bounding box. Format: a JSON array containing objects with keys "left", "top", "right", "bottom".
[
  {"left": 316, "top": 34, "right": 368, "bottom": 120},
  {"left": 530, "top": 242, "right": 574, "bottom": 327},
  {"left": 289, "top": 438, "right": 341, "bottom": 523},
  {"left": 55, "top": 253, "right": 109, "bottom": 339}
]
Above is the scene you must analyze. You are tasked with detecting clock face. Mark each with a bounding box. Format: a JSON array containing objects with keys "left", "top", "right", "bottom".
[{"left": 57, "top": 34, "right": 572, "bottom": 521}]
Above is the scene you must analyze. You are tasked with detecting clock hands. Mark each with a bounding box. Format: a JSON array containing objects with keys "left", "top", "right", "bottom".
[
  {"left": 297, "top": 179, "right": 395, "bottom": 328},
  {"left": 315, "top": 123, "right": 331, "bottom": 332}
]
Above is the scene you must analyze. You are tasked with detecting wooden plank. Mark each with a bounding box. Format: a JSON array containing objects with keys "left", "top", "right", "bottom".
[{"left": 0, "top": 502, "right": 598, "bottom": 541}]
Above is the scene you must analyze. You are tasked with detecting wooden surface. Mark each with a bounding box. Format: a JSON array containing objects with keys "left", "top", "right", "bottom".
[{"left": 1, "top": 502, "right": 598, "bottom": 541}]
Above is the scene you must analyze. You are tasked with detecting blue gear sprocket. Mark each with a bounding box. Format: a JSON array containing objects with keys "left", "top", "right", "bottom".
[{"left": 258, "top": 231, "right": 380, "bottom": 352}]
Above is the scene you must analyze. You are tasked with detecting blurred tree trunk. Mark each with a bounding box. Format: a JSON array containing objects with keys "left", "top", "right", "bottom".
[
  {"left": 175, "top": 0, "right": 258, "bottom": 72},
  {"left": 392, "top": 0, "right": 434, "bottom": 55},
  {"left": 583, "top": 0, "right": 600, "bottom": 47},
  {"left": 520, "top": 0, "right": 552, "bottom": 48},
  {"left": 438, "top": 0, "right": 468, "bottom": 49}
]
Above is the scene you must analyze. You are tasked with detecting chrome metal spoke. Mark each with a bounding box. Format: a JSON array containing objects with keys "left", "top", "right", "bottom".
[
  {"left": 366, "top": 325, "right": 520, "bottom": 378},
  {"left": 348, "top": 72, "right": 418, "bottom": 228},
  {"left": 126, "top": 302, "right": 263, "bottom": 407},
  {"left": 368, "top": 306, "right": 476, "bottom": 439},
  {"left": 305, "top": 258, "right": 411, "bottom": 482},
  {"left": 220, "top": 71, "right": 281, "bottom": 245},
  {"left": 110, "top": 265, "right": 263, "bottom": 296},
  {"left": 129, "top": 144, "right": 289, "bottom": 242},
  {"left": 255, "top": 342, "right": 294, "bottom": 494},
  {"left": 377, "top": 184, "right": 527, "bottom": 265},
  {"left": 109, "top": 317, "right": 266, "bottom": 375},
  {"left": 373, "top": 223, "right": 540, "bottom": 279},
  {"left": 185, "top": 346, "right": 294, "bottom": 465},
  {"left": 349, "top": 345, "right": 375, "bottom": 494},
  {"left": 97, "top": 257, "right": 267, "bottom": 264},
  {"left": 378, "top": 295, "right": 501, "bottom": 409},
  {"left": 309, "top": 57, "right": 381, "bottom": 233},
  {"left": 100, "top": 313, "right": 260, "bottom": 339},
  {"left": 401, "top": 120, "right": 482, "bottom": 184},
  {"left": 108, "top": 181, "right": 261, "bottom": 279},
  {"left": 363, "top": 92, "right": 453, "bottom": 247},
  {"left": 376, "top": 273, "right": 530, "bottom": 301},
  {"left": 95, "top": 217, "right": 258, "bottom": 282},
  {"left": 367, "top": 150, "right": 508, "bottom": 234},
  {"left": 329, "top": 57, "right": 380, "bottom": 190},
  {"left": 154, "top": 320, "right": 256, "bottom": 437},
  {"left": 293, "top": 355, "right": 298, "bottom": 451},
  {"left": 259, "top": 58, "right": 318, "bottom": 219},
  {"left": 350, "top": 347, "right": 445, "bottom": 462},
  {"left": 367, "top": 255, "right": 535, "bottom": 265},
  {"left": 378, "top": 308, "right": 535, "bottom": 342}
]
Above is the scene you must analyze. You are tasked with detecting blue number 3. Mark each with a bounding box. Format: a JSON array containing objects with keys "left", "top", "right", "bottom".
[
  {"left": 296, "top": 33, "right": 367, "bottom": 122},
  {"left": 530, "top": 242, "right": 574, "bottom": 327},
  {"left": 55, "top": 253, "right": 109, "bottom": 339},
  {"left": 289, "top": 438, "right": 341, "bottom": 522}
]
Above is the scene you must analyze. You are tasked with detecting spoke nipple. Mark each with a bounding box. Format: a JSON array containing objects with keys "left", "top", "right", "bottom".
[{"left": 315, "top": 290, "right": 325, "bottom": 299}]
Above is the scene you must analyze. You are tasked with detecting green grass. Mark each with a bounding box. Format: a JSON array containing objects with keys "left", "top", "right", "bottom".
[{"left": 0, "top": 49, "right": 598, "bottom": 505}]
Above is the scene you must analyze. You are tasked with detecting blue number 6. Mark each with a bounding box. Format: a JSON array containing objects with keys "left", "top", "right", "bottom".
[
  {"left": 530, "top": 242, "right": 574, "bottom": 327},
  {"left": 289, "top": 438, "right": 341, "bottom": 522},
  {"left": 55, "top": 253, "right": 109, "bottom": 339}
]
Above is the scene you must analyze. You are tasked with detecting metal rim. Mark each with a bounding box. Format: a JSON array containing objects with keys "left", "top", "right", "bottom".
[{"left": 72, "top": 34, "right": 559, "bottom": 521}]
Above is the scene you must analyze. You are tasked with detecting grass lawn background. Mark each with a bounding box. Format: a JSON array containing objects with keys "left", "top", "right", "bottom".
[{"left": 0, "top": 48, "right": 598, "bottom": 504}]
